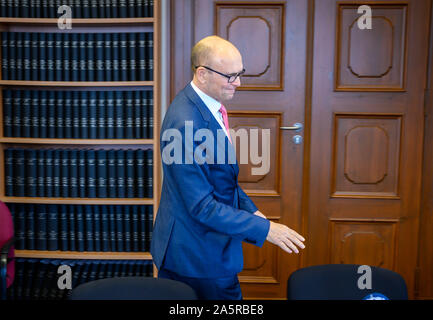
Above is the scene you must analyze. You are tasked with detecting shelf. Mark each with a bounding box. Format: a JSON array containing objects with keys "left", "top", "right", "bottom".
[
  {"left": 1, "top": 197, "right": 154, "bottom": 205},
  {"left": 15, "top": 250, "right": 153, "bottom": 260},
  {"left": 0, "top": 17, "right": 154, "bottom": 24},
  {"left": 0, "top": 138, "right": 154, "bottom": 145},
  {"left": 0, "top": 80, "right": 154, "bottom": 87}
]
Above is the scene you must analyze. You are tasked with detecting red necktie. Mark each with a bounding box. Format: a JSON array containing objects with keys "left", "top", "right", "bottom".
[{"left": 219, "top": 104, "right": 232, "bottom": 143}]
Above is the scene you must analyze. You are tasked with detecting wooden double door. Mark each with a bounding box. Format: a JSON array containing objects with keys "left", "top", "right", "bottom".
[{"left": 169, "top": 0, "right": 430, "bottom": 299}]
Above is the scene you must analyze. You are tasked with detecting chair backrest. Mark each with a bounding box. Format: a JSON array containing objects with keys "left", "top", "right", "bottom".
[
  {"left": 68, "top": 277, "right": 198, "bottom": 300},
  {"left": 287, "top": 264, "right": 408, "bottom": 300},
  {"left": 0, "top": 201, "right": 14, "bottom": 289}
]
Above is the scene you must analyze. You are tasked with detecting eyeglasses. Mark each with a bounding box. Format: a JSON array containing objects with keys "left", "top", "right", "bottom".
[{"left": 195, "top": 65, "right": 245, "bottom": 83}]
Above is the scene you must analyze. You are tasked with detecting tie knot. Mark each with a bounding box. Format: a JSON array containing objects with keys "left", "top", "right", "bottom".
[{"left": 219, "top": 104, "right": 227, "bottom": 116}]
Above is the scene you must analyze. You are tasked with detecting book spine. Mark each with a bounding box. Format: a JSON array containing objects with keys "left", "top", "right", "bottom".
[
  {"left": 15, "top": 148, "right": 26, "bottom": 196},
  {"left": 116, "top": 149, "right": 125, "bottom": 198},
  {"left": 124, "top": 91, "right": 133, "bottom": 139},
  {"left": 107, "top": 149, "right": 117, "bottom": 198},
  {"left": 47, "top": 91, "right": 56, "bottom": 138},
  {"left": 108, "top": 205, "right": 116, "bottom": 251},
  {"left": 147, "top": 32, "right": 153, "bottom": 81},
  {"left": 115, "top": 205, "right": 124, "bottom": 251},
  {"left": 123, "top": 205, "right": 131, "bottom": 252},
  {"left": 115, "top": 91, "right": 124, "bottom": 138},
  {"left": 118, "top": 0, "right": 126, "bottom": 18},
  {"left": 84, "top": 205, "right": 94, "bottom": 251},
  {"left": 36, "top": 204, "right": 48, "bottom": 250},
  {"left": 137, "top": 32, "right": 146, "bottom": 82},
  {"left": 12, "top": 89, "right": 21, "bottom": 137},
  {"left": 63, "top": 33, "right": 70, "bottom": 81},
  {"left": 87, "top": 33, "right": 95, "bottom": 81},
  {"left": 38, "top": 33, "right": 46, "bottom": 81},
  {"left": 26, "top": 149, "right": 37, "bottom": 197},
  {"left": 37, "top": 149, "right": 46, "bottom": 197},
  {"left": 22, "top": 91, "right": 32, "bottom": 137},
  {"left": 10, "top": 32, "right": 18, "bottom": 80},
  {"left": 39, "top": 91, "right": 47, "bottom": 138},
  {"left": 59, "top": 204, "right": 69, "bottom": 251},
  {"left": 64, "top": 91, "right": 72, "bottom": 138},
  {"left": 119, "top": 33, "right": 128, "bottom": 81},
  {"left": 80, "top": 91, "right": 88, "bottom": 139},
  {"left": 88, "top": 91, "right": 97, "bottom": 139},
  {"left": 45, "top": 149, "right": 53, "bottom": 197},
  {"left": 1, "top": 32, "right": 8, "bottom": 80},
  {"left": 96, "top": 149, "right": 107, "bottom": 198},
  {"left": 128, "top": 0, "right": 135, "bottom": 18},
  {"left": 131, "top": 206, "right": 139, "bottom": 252},
  {"left": 148, "top": 91, "right": 154, "bottom": 139},
  {"left": 52, "top": 149, "right": 60, "bottom": 197},
  {"left": 47, "top": 204, "right": 58, "bottom": 251},
  {"left": 93, "top": 205, "right": 101, "bottom": 251},
  {"left": 126, "top": 149, "right": 135, "bottom": 198},
  {"left": 70, "top": 149, "right": 78, "bottom": 198},
  {"left": 96, "top": 33, "right": 104, "bottom": 81},
  {"left": 72, "top": 91, "right": 81, "bottom": 138},
  {"left": 26, "top": 205, "right": 36, "bottom": 250},
  {"left": 135, "top": 149, "right": 145, "bottom": 198},
  {"left": 3, "top": 89, "right": 12, "bottom": 136},
  {"left": 98, "top": 91, "right": 106, "bottom": 139},
  {"left": 46, "top": 33, "right": 54, "bottom": 81},
  {"left": 79, "top": 33, "right": 87, "bottom": 81},
  {"left": 134, "top": 90, "right": 142, "bottom": 138},
  {"left": 16, "top": 204, "right": 26, "bottom": 249},
  {"left": 87, "top": 149, "right": 96, "bottom": 198},
  {"left": 70, "top": 33, "right": 79, "bottom": 81},
  {"left": 146, "top": 149, "right": 153, "bottom": 197},
  {"left": 104, "top": 33, "right": 112, "bottom": 81},
  {"left": 68, "top": 205, "right": 76, "bottom": 251},
  {"left": 61, "top": 149, "right": 70, "bottom": 198},
  {"left": 31, "top": 90, "right": 40, "bottom": 138},
  {"left": 4, "top": 148, "right": 14, "bottom": 195},
  {"left": 111, "top": 33, "right": 119, "bottom": 81},
  {"left": 54, "top": 33, "right": 62, "bottom": 81},
  {"left": 78, "top": 150, "right": 86, "bottom": 197},
  {"left": 31, "top": 33, "right": 39, "bottom": 80},
  {"left": 139, "top": 205, "right": 146, "bottom": 251},
  {"left": 76, "top": 205, "right": 85, "bottom": 251},
  {"left": 56, "top": 91, "right": 64, "bottom": 138},
  {"left": 106, "top": 91, "right": 114, "bottom": 139},
  {"left": 128, "top": 33, "right": 136, "bottom": 81},
  {"left": 101, "top": 205, "right": 109, "bottom": 251}
]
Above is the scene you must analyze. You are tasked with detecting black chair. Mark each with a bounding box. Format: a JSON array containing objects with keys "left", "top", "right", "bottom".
[
  {"left": 68, "top": 277, "right": 198, "bottom": 300},
  {"left": 287, "top": 264, "right": 408, "bottom": 300},
  {"left": 0, "top": 201, "right": 15, "bottom": 300}
]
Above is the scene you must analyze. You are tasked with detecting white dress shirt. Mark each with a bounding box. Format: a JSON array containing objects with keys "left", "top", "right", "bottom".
[{"left": 190, "top": 81, "right": 230, "bottom": 138}]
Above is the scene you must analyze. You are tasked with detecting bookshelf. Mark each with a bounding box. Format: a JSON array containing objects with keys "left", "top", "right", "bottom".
[{"left": 1, "top": 1, "right": 160, "bottom": 299}]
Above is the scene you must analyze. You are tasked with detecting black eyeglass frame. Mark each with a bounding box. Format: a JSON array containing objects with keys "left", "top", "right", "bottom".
[{"left": 195, "top": 65, "right": 245, "bottom": 83}]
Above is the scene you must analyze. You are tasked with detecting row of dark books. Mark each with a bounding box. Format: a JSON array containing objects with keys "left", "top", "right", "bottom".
[
  {"left": 0, "top": 0, "right": 154, "bottom": 18},
  {"left": 3, "top": 89, "right": 154, "bottom": 139},
  {"left": 9, "top": 203, "right": 153, "bottom": 252},
  {"left": 1, "top": 32, "right": 154, "bottom": 81},
  {"left": 4, "top": 148, "right": 153, "bottom": 198},
  {"left": 7, "top": 258, "right": 154, "bottom": 300}
]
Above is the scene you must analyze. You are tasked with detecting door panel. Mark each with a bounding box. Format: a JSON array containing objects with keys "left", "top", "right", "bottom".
[
  {"left": 306, "top": 0, "right": 430, "bottom": 299},
  {"left": 170, "top": 0, "right": 308, "bottom": 299}
]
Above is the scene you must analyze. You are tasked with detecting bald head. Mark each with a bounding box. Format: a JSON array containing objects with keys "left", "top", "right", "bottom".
[
  {"left": 191, "top": 36, "right": 244, "bottom": 102},
  {"left": 191, "top": 36, "right": 241, "bottom": 72}
]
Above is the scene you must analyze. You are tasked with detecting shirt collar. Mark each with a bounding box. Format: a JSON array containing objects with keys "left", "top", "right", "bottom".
[{"left": 190, "top": 81, "right": 221, "bottom": 117}]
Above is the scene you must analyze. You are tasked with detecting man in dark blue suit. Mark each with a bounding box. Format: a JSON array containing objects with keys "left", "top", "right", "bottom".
[{"left": 151, "top": 36, "right": 305, "bottom": 300}]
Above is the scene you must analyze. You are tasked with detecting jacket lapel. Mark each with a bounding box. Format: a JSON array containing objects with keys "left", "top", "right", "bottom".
[{"left": 183, "top": 84, "right": 239, "bottom": 176}]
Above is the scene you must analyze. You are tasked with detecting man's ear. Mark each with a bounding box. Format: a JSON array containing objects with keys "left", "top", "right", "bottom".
[{"left": 195, "top": 67, "right": 208, "bottom": 84}]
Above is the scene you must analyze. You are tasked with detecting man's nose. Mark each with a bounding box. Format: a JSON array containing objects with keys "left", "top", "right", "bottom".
[{"left": 232, "top": 76, "right": 241, "bottom": 87}]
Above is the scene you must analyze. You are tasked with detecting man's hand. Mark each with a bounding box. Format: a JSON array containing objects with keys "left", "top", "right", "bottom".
[
  {"left": 266, "top": 221, "right": 305, "bottom": 254},
  {"left": 253, "top": 210, "right": 267, "bottom": 219}
]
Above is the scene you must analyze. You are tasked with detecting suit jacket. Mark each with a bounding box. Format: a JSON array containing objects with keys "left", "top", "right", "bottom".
[{"left": 150, "top": 84, "right": 270, "bottom": 278}]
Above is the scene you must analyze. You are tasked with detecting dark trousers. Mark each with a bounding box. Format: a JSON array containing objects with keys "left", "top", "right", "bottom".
[{"left": 158, "top": 268, "right": 243, "bottom": 300}]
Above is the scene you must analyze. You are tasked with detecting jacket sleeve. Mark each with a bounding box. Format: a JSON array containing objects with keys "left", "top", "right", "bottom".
[
  {"left": 162, "top": 126, "right": 270, "bottom": 247},
  {"left": 237, "top": 185, "right": 258, "bottom": 213}
]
